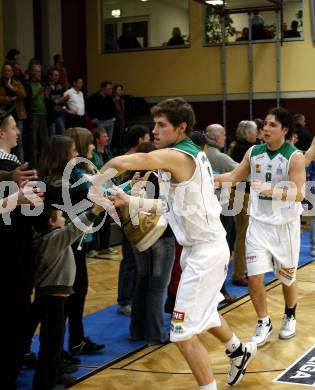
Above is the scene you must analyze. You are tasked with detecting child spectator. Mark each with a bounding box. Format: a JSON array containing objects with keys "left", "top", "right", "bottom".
[{"left": 29, "top": 204, "right": 104, "bottom": 390}]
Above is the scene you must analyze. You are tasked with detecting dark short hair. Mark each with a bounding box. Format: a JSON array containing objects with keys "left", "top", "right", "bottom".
[
  {"left": 267, "top": 107, "right": 294, "bottom": 139},
  {"left": 33, "top": 209, "right": 58, "bottom": 232},
  {"left": 293, "top": 113, "right": 304, "bottom": 122},
  {"left": 190, "top": 131, "right": 207, "bottom": 149},
  {"left": 93, "top": 128, "right": 108, "bottom": 143},
  {"left": 53, "top": 54, "right": 62, "bottom": 65},
  {"left": 151, "top": 97, "right": 196, "bottom": 136},
  {"left": 291, "top": 20, "right": 299, "bottom": 29},
  {"left": 126, "top": 125, "right": 150, "bottom": 148},
  {"left": 6, "top": 49, "right": 20, "bottom": 61},
  {"left": 71, "top": 77, "right": 83, "bottom": 85},
  {"left": 254, "top": 118, "right": 264, "bottom": 131},
  {"left": 0, "top": 105, "right": 15, "bottom": 128},
  {"left": 135, "top": 142, "right": 156, "bottom": 153},
  {"left": 100, "top": 80, "right": 112, "bottom": 89}
]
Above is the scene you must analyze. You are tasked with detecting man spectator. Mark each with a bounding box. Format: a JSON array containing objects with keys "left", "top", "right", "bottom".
[
  {"left": 117, "top": 25, "right": 141, "bottom": 49},
  {"left": 293, "top": 113, "right": 311, "bottom": 151},
  {"left": 87, "top": 81, "right": 116, "bottom": 157},
  {"left": 47, "top": 68, "right": 68, "bottom": 136},
  {"left": 284, "top": 20, "right": 301, "bottom": 38},
  {"left": 0, "top": 62, "right": 27, "bottom": 162},
  {"left": 64, "top": 77, "right": 85, "bottom": 128},
  {"left": 205, "top": 124, "right": 238, "bottom": 276},
  {"left": 52, "top": 54, "right": 69, "bottom": 89},
  {"left": 24, "top": 63, "right": 49, "bottom": 168}
]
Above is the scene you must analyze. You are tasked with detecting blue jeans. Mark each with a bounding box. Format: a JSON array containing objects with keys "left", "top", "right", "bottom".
[
  {"left": 49, "top": 113, "right": 65, "bottom": 136},
  {"left": 96, "top": 119, "right": 115, "bottom": 158},
  {"left": 130, "top": 236, "right": 175, "bottom": 343},
  {"left": 117, "top": 233, "right": 137, "bottom": 306}
]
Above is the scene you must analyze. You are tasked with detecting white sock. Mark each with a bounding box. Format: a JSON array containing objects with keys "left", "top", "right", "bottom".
[
  {"left": 259, "top": 316, "right": 270, "bottom": 324},
  {"left": 225, "top": 334, "right": 241, "bottom": 353},
  {"left": 200, "top": 380, "right": 217, "bottom": 390}
]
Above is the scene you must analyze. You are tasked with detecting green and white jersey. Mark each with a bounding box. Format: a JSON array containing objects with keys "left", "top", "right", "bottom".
[
  {"left": 158, "top": 138, "right": 226, "bottom": 247},
  {"left": 249, "top": 142, "right": 303, "bottom": 225}
]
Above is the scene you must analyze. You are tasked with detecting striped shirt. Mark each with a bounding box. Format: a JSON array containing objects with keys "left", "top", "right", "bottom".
[{"left": 0, "top": 149, "right": 21, "bottom": 165}]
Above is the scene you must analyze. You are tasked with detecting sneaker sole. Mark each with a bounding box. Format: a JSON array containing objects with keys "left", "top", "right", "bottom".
[
  {"left": 279, "top": 332, "right": 296, "bottom": 340},
  {"left": 253, "top": 328, "right": 273, "bottom": 347},
  {"left": 229, "top": 343, "right": 257, "bottom": 386}
]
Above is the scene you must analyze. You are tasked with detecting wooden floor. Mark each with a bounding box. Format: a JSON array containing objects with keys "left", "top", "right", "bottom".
[{"left": 72, "top": 250, "right": 315, "bottom": 390}]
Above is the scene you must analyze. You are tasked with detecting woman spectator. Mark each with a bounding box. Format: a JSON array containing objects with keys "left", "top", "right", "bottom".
[
  {"left": 129, "top": 142, "right": 175, "bottom": 345},
  {"left": 112, "top": 84, "right": 126, "bottom": 155},
  {"left": 40, "top": 132, "right": 105, "bottom": 356}
]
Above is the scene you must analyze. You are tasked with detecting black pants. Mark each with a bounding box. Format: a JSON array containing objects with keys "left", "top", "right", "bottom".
[
  {"left": 4, "top": 293, "right": 31, "bottom": 390},
  {"left": 31, "top": 295, "right": 66, "bottom": 390},
  {"left": 65, "top": 243, "right": 88, "bottom": 347},
  {"left": 65, "top": 113, "right": 85, "bottom": 129},
  {"left": 89, "top": 212, "right": 111, "bottom": 251}
]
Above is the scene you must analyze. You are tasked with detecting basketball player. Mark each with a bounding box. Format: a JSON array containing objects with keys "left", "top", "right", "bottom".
[
  {"left": 216, "top": 107, "right": 305, "bottom": 347},
  {"left": 89, "top": 98, "right": 257, "bottom": 390}
]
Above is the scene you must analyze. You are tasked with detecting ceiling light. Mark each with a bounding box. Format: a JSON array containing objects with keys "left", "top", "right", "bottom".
[
  {"left": 111, "top": 9, "right": 121, "bottom": 18},
  {"left": 206, "top": 0, "right": 224, "bottom": 5}
]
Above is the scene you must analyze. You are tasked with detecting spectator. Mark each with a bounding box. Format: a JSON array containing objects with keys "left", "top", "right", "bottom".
[
  {"left": 47, "top": 68, "right": 68, "bottom": 136},
  {"left": 0, "top": 62, "right": 27, "bottom": 162},
  {"left": 53, "top": 53, "right": 69, "bottom": 89},
  {"left": 89, "top": 128, "right": 120, "bottom": 259},
  {"left": 6, "top": 48, "right": 20, "bottom": 62},
  {"left": 86, "top": 80, "right": 115, "bottom": 157},
  {"left": 64, "top": 77, "right": 85, "bottom": 128},
  {"left": 117, "top": 25, "right": 141, "bottom": 49},
  {"left": 29, "top": 205, "right": 102, "bottom": 390},
  {"left": 112, "top": 84, "right": 126, "bottom": 155},
  {"left": 284, "top": 20, "right": 301, "bottom": 38},
  {"left": 167, "top": 27, "right": 185, "bottom": 46},
  {"left": 115, "top": 124, "right": 151, "bottom": 316},
  {"left": 230, "top": 120, "right": 257, "bottom": 286},
  {"left": 293, "top": 113, "right": 311, "bottom": 151},
  {"left": 254, "top": 118, "right": 264, "bottom": 144},
  {"left": 236, "top": 27, "right": 249, "bottom": 41},
  {"left": 64, "top": 127, "right": 105, "bottom": 355},
  {"left": 24, "top": 63, "right": 49, "bottom": 168},
  {"left": 129, "top": 141, "right": 175, "bottom": 345}
]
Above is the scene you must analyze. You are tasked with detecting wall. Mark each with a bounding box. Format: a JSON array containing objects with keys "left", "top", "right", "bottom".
[
  {"left": 102, "top": 0, "right": 189, "bottom": 47},
  {"left": 0, "top": 0, "right": 4, "bottom": 65},
  {"left": 87, "top": 0, "right": 315, "bottom": 98},
  {"left": 3, "top": 0, "right": 34, "bottom": 69}
]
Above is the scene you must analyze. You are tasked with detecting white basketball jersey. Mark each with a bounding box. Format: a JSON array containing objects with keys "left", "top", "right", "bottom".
[
  {"left": 158, "top": 138, "right": 226, "bottom": 247},
  {"left": 249, "top": 142, "right": 303, "bottom": 225}
]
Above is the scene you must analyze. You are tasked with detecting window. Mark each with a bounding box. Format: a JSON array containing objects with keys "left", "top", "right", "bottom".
[
  {"left": 102, "top": 0, "right": 190, "bottom": 52},
  {"left": 204, "top": 0, "right": 304, "bottom": 45}
]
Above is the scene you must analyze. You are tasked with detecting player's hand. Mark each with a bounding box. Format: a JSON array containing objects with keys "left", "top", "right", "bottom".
[
  {"left": 251, "top": 181, "right": 272, "bottom": 196},
  {"left": 17, "top": 180, "right": 45, "bottom": 206},
  {"left": 108, "top": 186, "right": 130, "bottom": 208},
  {"left": 11, "top": 163, "right": 38, "bottom": 186}
]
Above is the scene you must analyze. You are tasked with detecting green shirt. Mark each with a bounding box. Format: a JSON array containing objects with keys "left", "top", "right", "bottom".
[{"left": 31, "top": 82, "right": 47, "bottom": 116}]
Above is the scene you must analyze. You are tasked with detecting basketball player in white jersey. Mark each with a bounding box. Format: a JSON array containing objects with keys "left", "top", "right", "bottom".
[
  {"left": 216, "top": 107, "right": 306, "bottom": 347},
  {"left": 89, "top": 98, "right": 256, "bottom": 390}
]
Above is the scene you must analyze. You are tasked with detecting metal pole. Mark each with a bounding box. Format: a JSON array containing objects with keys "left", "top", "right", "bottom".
[
  {"left": 275, "top": 9, "right": 281, "bottom": 107},
  {"left": 248, "top": 12, "right": 253, "bottom": 120},
  {"left": 221, "top": 13, "right": 227, "bottom": 130}
]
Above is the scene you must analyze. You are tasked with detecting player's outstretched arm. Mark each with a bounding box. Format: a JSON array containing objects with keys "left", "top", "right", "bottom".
[{"left": 215, "top": 149, "right": 251, "bottom": 187}]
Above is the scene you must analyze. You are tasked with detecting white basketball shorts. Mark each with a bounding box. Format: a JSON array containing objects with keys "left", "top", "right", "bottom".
[
  {"left": 170, "top": 239, "right": 230, "bottom": 342},
  {"left": 246, "top": 218, "right": 300, "bottom": 286}
]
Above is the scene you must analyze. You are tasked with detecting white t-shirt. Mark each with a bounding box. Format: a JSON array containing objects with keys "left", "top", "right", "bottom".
[{"left": 64, "top": 88, "right": 85, "bottom": 116}]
